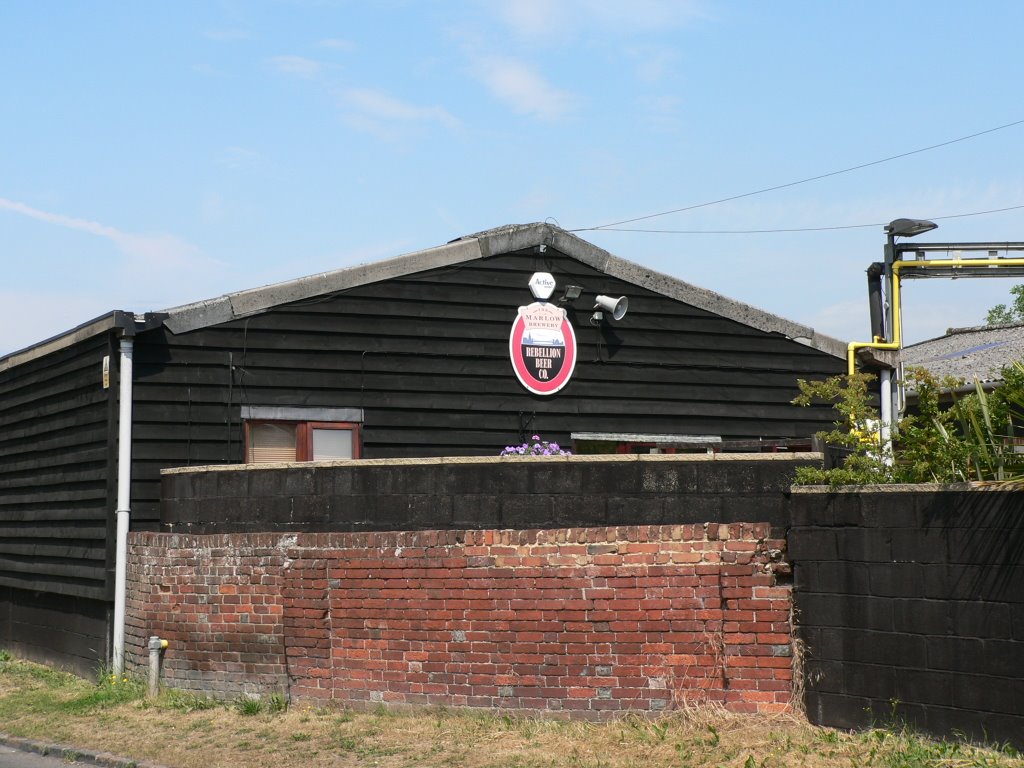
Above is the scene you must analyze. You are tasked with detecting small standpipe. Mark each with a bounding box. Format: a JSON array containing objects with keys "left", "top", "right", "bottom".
[{"left": 148, "top": 636, "right": 168, "bottom": 697}]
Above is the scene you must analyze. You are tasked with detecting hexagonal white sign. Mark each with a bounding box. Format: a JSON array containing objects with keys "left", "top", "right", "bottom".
[{"left": 528, "top": 272, "right": 556, "bottom": 300}]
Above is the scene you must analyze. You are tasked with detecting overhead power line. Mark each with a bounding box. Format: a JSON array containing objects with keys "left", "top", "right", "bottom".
[
  {"left": 572, "top": 118, "right": 1024, "bottom": 232},
  {"left": 580, "top": 203, "right": 1024, "bottom": 235}
]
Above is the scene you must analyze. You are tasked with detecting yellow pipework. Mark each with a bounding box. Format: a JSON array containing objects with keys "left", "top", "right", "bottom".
[
  {"left": 847, "top": 271, "right": 902, "bottom": 375},
  {"left": 895, "top": 257, "right": 1024, "bottom": 272},
  {"left": 847, "top": 256, "right": 1024, "bottom": 376}
]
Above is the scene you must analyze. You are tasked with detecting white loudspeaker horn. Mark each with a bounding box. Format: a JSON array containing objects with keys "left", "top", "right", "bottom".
[{"left": 594, "top": 295, "right": 628, "bottom": 321}]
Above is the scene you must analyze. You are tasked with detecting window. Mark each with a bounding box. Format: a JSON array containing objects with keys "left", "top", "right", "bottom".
[{"left": 241, "top": 407, "right": 363, "bottom": 463}]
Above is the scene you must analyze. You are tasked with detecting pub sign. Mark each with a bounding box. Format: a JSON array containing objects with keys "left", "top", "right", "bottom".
[{"left": 509, "top": 273, "right": 577, "bottom": 396}]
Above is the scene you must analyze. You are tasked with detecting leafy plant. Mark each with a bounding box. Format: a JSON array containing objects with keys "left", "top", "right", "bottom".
[
  {"left": 704, "top": 724, "right": 720, "bottom": 747},
  {"left": 793, "top": 361, "right": 1024, "bottom": 485},
  {"left": 948, "top": 361, "right": 1024, "bottom": 483},
  {"left": 894, "top": 368, "right": 973, "bottom": 483},
  {"left": 500, "top": 434, "right": 572, "bottom": 456},
  {"left": 791, "top": 372, "right": 892, "bottom": 485},
  {"left": 235, "top": 694, "right": 264, "bottom": 716}
]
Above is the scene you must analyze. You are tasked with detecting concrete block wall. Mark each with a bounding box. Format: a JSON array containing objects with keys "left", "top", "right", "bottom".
[
  {"left": 790, "top": 486, "right": 1024, "bottom": 748},
  {"left": 126, "top": 522, "right": 793, "bottom": 717},
  {"left": 159, "top": 454, "right": 815, "bottom": 539}
]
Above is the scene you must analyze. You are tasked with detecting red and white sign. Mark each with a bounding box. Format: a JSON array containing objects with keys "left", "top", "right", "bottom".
[{"left": 509, "top": 301, "right": 577, "bottom": 396}]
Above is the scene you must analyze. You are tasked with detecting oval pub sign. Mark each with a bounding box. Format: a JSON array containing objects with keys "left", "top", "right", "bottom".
[{"left": 509, "top": 301, "right": 577, "bottom": 395}]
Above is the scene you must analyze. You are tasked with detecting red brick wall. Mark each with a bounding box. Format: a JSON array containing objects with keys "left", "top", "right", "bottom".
[{"left": 127, "top": 524, "right": 792, "bottom": 716}]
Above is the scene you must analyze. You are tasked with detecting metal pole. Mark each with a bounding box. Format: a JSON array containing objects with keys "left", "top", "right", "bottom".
[{"left": 880, "top": 234, "right": 897, "bottom": 463}]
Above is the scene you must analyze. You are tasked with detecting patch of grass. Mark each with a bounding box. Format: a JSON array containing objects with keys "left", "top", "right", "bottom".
[
  {"left": 857, "top": 725, "right": 1018, "bottom": 768},
  {"left": 0, "top": 649, "right": 13, "bottom": 663},
  {"left": 186, "top": 717, "right": 216, "bottom": 733},
  {"left": 335, "top": 735, "right": 358, "bottom": 752},
  {"left": 58, "top": 672, "right": 145, "bottom": 714},
  {"left": 702, "top": 724, "right": 720, "bottom": 747},
  {"left": 157, "top": 689, "right": 220, "bottom": 713},
  {"left": 0, "top": 659, "right": 1021, "bottom": 768},
  {"left": 235, "top": 695, "right": 264, "bottom": 716},
  {"left": 11, "top": 660, "right": 73, "bottom": 687},
  {"left": 267, "top": 692, "right": 287, "bottom": 713}
]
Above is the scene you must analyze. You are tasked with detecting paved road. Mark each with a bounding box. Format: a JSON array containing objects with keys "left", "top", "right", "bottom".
[{"left": 0, "top": 744, "right": 82, "bottom": 768}]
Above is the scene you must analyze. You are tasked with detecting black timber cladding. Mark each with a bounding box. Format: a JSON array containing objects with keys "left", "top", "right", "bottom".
[
  {"left": 126, "top": 246, "right": 845, "bottom": 521},
  {"left": 0, "top": 586, "right": 108, "bottom": 678},
  {"left": 0, "top": 332, "right": 112, "bottom": 600}
]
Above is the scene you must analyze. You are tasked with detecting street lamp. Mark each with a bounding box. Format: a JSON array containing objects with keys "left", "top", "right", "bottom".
[
  {"left": 879, "top": 217, "right": 938, "bottom": 455},
  {"left": 885, "top": 218, "right": 939, "bottom": 239}
]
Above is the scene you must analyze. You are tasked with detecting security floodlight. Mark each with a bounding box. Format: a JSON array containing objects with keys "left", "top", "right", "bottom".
[
  {"left": 558, "top": 285, "right": 583, "bottom": 304},
  {"left": 885, "top": 218, "right": 938, "bottom": 238},
  {"left": 594, "top": 295, "right": 628, "bottom": 321}
]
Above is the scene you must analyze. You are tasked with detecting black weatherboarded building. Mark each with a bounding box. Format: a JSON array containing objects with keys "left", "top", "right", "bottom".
[{"left": 0, "top": 223, "right": 846, "bottom": 674}]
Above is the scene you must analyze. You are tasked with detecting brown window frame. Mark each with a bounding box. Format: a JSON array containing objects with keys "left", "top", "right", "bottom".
[{"left": 244, "top": 420, "right": 362, "bottom": 463}]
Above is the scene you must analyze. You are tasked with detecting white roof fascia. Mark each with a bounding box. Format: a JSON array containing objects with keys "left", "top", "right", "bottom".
[
  {"left": 542, "top": 226, "right": 848, "bottom": 359},
  {"left": 162, "top": 238, "right": 486, "bottom": 334},
  {"left": 159, "top": 222, "right": 846, "bottom": 359},
  {"left": 0, "top": 313, "right": 124, "bottom": 373}
]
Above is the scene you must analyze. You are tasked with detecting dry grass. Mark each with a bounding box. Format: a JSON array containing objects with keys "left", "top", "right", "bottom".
[{"left": 0, "top": 656, "right": 1021, "bottom": 768}]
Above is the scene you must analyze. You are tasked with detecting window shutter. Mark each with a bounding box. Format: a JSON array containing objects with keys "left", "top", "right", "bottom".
[
  {"left": 311, "top": 428, "right": 354, "bottom": 460},
  {"left": 249, "top": 423, "right": 298, "bottom": 463}
]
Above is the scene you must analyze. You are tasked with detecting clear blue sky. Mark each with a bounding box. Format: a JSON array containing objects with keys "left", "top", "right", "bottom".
[{"left": 3, "top": 1, "right": 1023, "bottom": 355}]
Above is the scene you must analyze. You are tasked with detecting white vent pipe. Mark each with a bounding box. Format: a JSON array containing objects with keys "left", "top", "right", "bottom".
[{"left": 112, "top": 336, "right": 134, "bottom": 676}]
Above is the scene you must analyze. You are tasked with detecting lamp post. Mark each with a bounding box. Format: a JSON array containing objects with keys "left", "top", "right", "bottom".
[{"left": 879, "top": 217, "right": 937, "bottom": 453}]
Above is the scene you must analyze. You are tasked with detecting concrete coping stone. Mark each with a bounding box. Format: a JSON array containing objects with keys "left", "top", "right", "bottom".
[
  {"left": 790, "top": 482, "right": 982, "bottom": 493},
  {"left": 162, "top": 452, "right": 825, "bottom": 475}
]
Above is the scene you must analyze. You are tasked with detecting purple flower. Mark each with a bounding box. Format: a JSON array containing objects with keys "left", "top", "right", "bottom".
[{"left": 499, "top": 434, "right": 572, "bottom": 456}]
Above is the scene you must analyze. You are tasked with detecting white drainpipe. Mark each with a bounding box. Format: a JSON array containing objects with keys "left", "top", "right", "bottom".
[{"left": 112, "top": 335, "right": 134, "bottom": 675}]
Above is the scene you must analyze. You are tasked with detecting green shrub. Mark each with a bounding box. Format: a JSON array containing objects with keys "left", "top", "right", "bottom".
[{"left": 793, "top": 362, "right": 1024, "bottom": 485}]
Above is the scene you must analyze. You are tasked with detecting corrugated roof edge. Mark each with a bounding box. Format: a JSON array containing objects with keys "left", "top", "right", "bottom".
[{"left": 3, "top": 223, "right": 847, "bottom": 369}]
